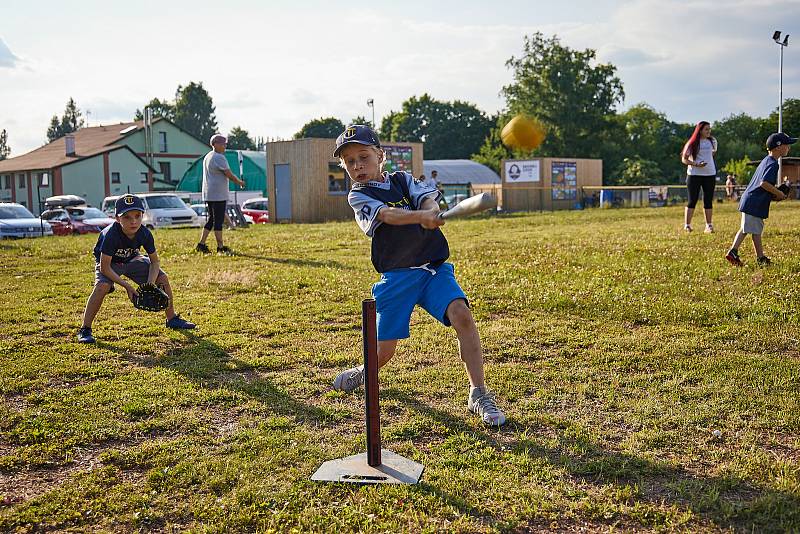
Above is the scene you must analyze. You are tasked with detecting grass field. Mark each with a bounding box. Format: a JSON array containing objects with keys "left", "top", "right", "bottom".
[{"left": 1, "top": 202, "right": 799, "bottom": 533}]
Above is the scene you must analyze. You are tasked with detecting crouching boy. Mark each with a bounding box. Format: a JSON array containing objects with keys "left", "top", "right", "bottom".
[
  {"left": 77, "top": 194, "right": 195, "bottom": 343},
  {"left": 331, "top": 125, "right": 506, "bottom": 426}
]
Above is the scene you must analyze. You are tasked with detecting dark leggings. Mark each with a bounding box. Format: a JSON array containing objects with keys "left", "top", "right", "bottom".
[
  {"left": 204, "top": 200, "right": 227, "bottom": 231},
  {"left": 686, "top": 175, "right": 715, "bottom": 209}
]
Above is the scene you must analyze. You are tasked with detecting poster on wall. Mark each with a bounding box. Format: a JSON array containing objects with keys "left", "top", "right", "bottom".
[
  {"left": 504, "top": 160, "right": 540, "bottom": 183},
  {"left": 551, "top": 161, "right": 577, "bottom": 200},
  {"left": 382, "top": 145, "right": 413, "bottom": 173}
]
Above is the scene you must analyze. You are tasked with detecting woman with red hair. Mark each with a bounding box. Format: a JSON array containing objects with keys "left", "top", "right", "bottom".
[{"left": 681, "top": 121, "right": 718, "bottom": 232}]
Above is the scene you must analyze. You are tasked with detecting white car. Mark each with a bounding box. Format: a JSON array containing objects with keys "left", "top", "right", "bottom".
[
  {"left": 189, "top": 204, "right": 207, "bottom": 226},
  {"left": 0, "top": 203, "right": 53, "bottom": 238},
  {"left": 190, "top": 203, "right": 254, "bottom": 226},
  {"left": 101, "top": 193, "right": 201, "bottom": 229}
]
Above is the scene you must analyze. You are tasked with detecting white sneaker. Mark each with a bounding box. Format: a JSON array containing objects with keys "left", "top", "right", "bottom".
[
  {"left": 468, "top": 386, "right": 506, "bottom": 426},
  {"left": 333, "top": 365, "right": 364, "bottom": 393},
  {"left": 704, "top": 224, "right": 714, "bottom": 234},
  {"left": 684, "top": 224, "right": 693, "bottom": 232}
]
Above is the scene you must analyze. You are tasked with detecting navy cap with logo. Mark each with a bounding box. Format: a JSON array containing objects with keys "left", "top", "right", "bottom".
[
  {"left": 115, "top": 194, "right": 145, "bottom": 216},
  {"left": 767, "top": 132, "right": 798, "bottom": 150},
  {"left": 333, "top": 124, "right": 381, "bottom": 158}
]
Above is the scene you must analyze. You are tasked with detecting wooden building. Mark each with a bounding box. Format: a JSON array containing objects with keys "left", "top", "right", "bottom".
[
  {"left": 501, "top": 157, "right": 602, "bottom": 211},
  {"left": 265, "top": 138, "right": 423, "bottom": 223}
]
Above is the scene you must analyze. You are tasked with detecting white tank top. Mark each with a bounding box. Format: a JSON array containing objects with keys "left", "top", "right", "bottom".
[{"left": 688, "top": 138, "right": 716, "bottom": 176}]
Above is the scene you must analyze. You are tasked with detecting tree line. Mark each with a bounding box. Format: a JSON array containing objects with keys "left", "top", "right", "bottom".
[
  {"left": 11, "top": 32, "right": 797, "bottom": 184},
  {"left": 294, "top": 33, "right": 797, "bottom": 185}
]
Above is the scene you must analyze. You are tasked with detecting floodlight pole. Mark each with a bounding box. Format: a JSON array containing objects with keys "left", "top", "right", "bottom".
[
  {"left": 367, "top": 99, "right": 375, "bottom": 128},
  {"left": 37, "top": 172, "right": 49, "bottom": 236},
  {"left": 773, "top": 31, "right": 790, "bottom": 182}
]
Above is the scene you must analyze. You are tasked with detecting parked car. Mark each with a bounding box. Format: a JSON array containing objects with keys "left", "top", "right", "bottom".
[
  {"left": 41, "top": 206, "right": 115, "bottom": 236},
  {"left": 190, "top": 203, "right": 254, "bottom": 227},
  {"left": 241, "top": 197, "right": 269, "bottom": 224},
  {"left": 189, "top": 203, "right": 207, "bottom": 226},
  {"left": 44, "top": 194, "right": 88, "bottom": 209},
  {"left": 0, "top": 203, "right": 53, "bottom": 238},
  {"left": 101, "top": 193, "right": 201, "bottom": 229}
]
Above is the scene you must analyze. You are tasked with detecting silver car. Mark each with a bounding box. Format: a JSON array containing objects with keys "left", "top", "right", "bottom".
[{"left": 0, "top": 203, "right": 53, "bottom": 238}]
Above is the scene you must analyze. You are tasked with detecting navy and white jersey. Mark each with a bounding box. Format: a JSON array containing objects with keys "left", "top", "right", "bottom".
[
  {"left": 348, "top": 171, "right": 449, "bottom": 273},
  {"left": 93, "top": 222, "right": 156, "bottom": 264},
  {"left": 739, "top": 155, "right": 779, "bottom": 219}
]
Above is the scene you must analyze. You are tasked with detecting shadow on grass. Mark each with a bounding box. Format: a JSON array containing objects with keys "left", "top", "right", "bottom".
[
  {"left": 137, "top": 331, "right": 333, "bottom": 425},
  {"left": 380, "top": 388, "right": 800, "bottom": 532},
  {"left": 227, "top": 252, "right": 352, "bottom": 270}
]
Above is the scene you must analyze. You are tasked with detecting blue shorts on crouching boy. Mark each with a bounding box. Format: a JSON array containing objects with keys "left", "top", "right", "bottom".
[{"left": 372, "top": 262, "right": 468, "bottom": 340}]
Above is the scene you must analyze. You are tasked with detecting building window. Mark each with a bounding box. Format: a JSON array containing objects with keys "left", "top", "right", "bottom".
[
  {"left": 158, "top": 132, "right": 167, "bottom": 153},
  {"left": 18, "top": 173, "right": 26, "bottom": 189},
  {"left": 327, "top": 163, "right": 348, "bottom": 194},
  {"left": 111, "top": 172, "right": 121, "bottom": 184},
  {"left": 159, "top": 162, "right": 172, "bottom": 183},
  {"left": 141, "top": 172, "right": 149, "bottom": 184},
  {"left": 1, "top": 175, "right": 7, "bottom": 189}
]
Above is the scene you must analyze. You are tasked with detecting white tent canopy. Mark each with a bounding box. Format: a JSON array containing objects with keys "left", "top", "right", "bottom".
[{"left": 422, "top": 160, "right": 500, "bottom": 184}]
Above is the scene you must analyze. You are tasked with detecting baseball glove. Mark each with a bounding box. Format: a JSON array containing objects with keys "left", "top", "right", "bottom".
[
  {"left": 778, "top": 183, "right": 791, "bottom": 195},
  {"left": 134, "top": 283, "right": 169, "bottom": 312}
]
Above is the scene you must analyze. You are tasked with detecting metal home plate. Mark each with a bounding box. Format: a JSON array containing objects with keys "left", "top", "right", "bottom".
[{"left": 311, "top": 449, "right": 424, "bottom": 485}]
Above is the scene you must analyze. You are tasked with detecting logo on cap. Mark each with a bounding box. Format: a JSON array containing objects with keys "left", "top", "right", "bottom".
[
  {"left": 124, "top": 195, "right": 134, "bottom": 205},
  {"left": 344, "top": 127, "right": 357, "bottom": 138}
]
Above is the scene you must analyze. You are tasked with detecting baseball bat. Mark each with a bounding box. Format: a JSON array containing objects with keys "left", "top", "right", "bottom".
[{"left": 438, "top": 193, "right": 497, "bottom": 220}]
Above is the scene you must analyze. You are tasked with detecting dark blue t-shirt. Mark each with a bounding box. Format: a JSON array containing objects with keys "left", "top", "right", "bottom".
[
  {"left": 739, "top": 155, "right": 779, "bottom": 219},
  {"left": 348, "top": 171, "right": 448, "bottom": 273},
  {"left": 93, "top": 222, "right": 156, "bottom": 263}
]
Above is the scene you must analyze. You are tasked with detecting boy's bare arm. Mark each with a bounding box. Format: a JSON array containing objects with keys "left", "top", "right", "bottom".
[
  {"left": 99, "top": 254, "right": 137, "bottom": 302},
  {"left": 146, "top": 252, "right": 161, "bottom": 284},
  {"left": 761, "top": 181, "right": 786, "bottom": 200},
  {"left": 419, "top": 196, "right": 441, "bottom": 213},
  {"left": 377, "top": 204, "right": 444, "bottom": 229}
]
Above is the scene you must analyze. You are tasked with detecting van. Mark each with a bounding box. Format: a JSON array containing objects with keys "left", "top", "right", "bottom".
[{"left": 101, "top": 193, "right": 201, "bottom": 229}]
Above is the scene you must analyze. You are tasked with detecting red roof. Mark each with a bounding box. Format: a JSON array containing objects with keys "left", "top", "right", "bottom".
[{"left": 0, "top": 120, "right": 149, "bottom": 172}]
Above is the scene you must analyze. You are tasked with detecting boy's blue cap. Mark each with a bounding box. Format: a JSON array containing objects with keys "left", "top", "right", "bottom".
[
  {"left": 767, "top": 132, "right": 798, "bottom": 150},
  {"left": 115, "top": 194, "right": 145, "bottom": 216},
  {"left": 333, "top": 125, "right": 381, "bottom": 157}
]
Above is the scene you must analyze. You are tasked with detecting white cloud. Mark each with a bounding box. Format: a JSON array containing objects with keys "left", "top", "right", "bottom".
[
  {"left": 1, "top": 1, "right": 799, "bottom": 154},
  {"left": 0, "top": 38, "right": 20, "bottom": 68}
]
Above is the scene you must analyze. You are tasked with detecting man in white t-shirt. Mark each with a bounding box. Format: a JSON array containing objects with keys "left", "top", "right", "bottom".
[{"left": 195, "top": 134, "right": 245, "bottom": 255}]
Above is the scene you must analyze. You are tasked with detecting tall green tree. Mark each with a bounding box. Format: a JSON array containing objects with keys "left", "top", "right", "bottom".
[
  {"left": 382, "top": 94, "right": 494, "bottom": 160},
  {"left": 46, "top": 97, "right": 85, "bottom": 142},
  {"left": 614, "top": 156, "right": 663, "bottom": 185},
  {"left": 46, "top": 116, "right": 62, "bottom": 142},
  {"left": 0, "top": 129, "right": 9, "bottom": 160},
  {"left": 60, "top": 98, "right": 84, "bottom": 134},
  {"left": 134, "top": 97, "right": 176, "bottom": 121},
  {"left": 768, "top": 97, "right": 800, "bottom": 137},
  {"left": 173, "top": 82, "right": 218, "bottom": 142},
  {"left": 476, "top": 33, "right": 625, "bottom": 175},
  {"left": 613, "top": 103, "right": 691, "bottom": 183},
  {"left": 227, "top": 126, "right": 256, "bottom": 150},
  {"left": 294, "top": 117, "right": 344, "bottom": 139},
  {"left": 712, "top": 112, "right": 772, "bottom": 171}
]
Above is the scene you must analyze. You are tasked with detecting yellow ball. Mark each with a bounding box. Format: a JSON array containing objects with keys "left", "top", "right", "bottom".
[{"left": 501, "top": 115, "right": 545, "bottom": 150}]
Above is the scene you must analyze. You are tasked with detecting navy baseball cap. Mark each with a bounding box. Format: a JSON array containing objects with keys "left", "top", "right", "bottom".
[
  {"left": 333, "top": 125, "right": 381, "bottom": 157},
  {"left": 767, "top": 132, "right": 798, "bottom": 150},
  {"left": 115, "top": 194, "right": 145, "bottom": 216}
]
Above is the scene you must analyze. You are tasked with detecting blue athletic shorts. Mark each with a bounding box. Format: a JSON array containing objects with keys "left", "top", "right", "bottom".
[{"left": 371, "top": 262, "right": 468, "bottom": 341}]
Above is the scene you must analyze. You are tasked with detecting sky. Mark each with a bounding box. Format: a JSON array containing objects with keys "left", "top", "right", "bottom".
[{"left": 1, "top": 0, "right": 798, "bottom": 156}]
